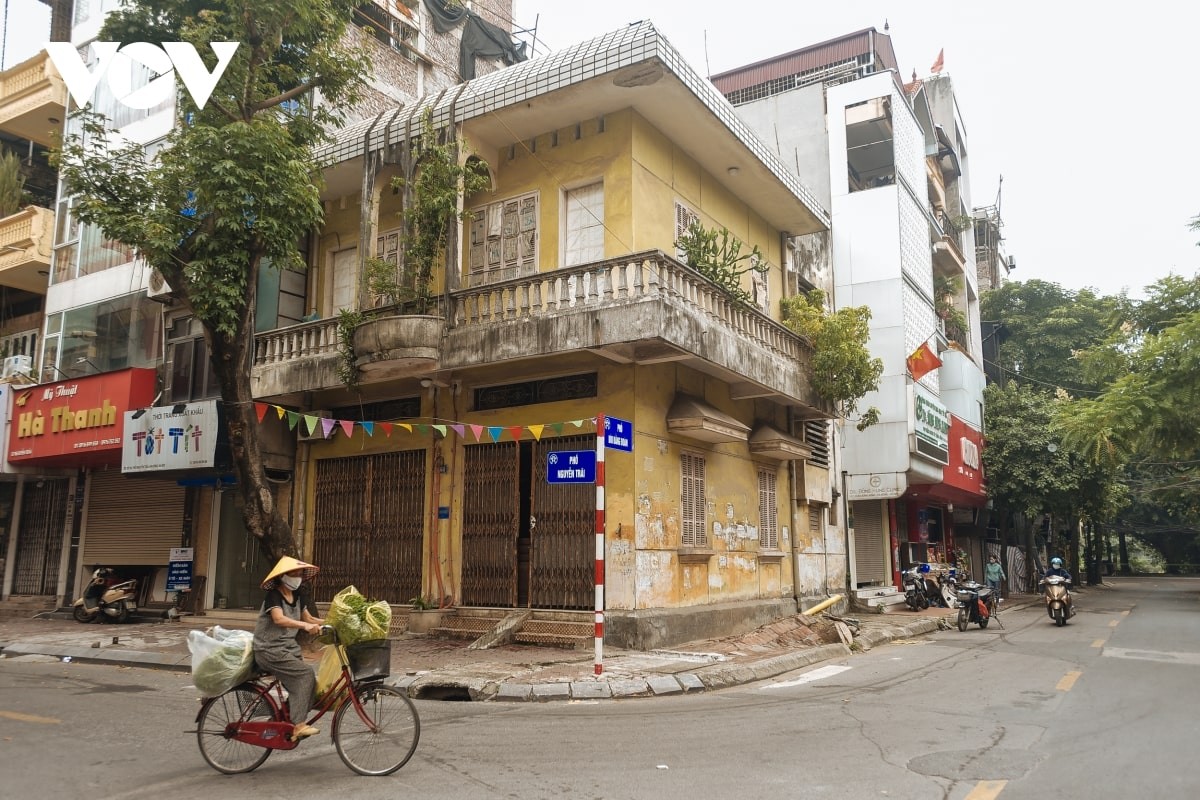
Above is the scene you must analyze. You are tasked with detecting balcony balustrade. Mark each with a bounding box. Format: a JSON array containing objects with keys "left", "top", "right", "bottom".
[{"left": 0, "top": 51, "right": 66, "bottom": 147}]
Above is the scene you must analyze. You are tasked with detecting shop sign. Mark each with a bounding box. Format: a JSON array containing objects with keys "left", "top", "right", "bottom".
[
  {"left": 121, "top": 400, "right": 219, "bottom": 472},
  {"left": 913, "top": 386, "right": 950, "bottom": 465},
  {"left": 847, "top": 472, "right": 904, "bottom": 500},
  {"left": 7, "top": 369, "right": 157, "bottom": 464},
  {"left": 942, "top": 415, "right": 985, "bottom": 495}
]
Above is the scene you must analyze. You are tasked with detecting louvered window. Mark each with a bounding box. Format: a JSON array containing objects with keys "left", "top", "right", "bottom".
[
  {"left": 680, "top": 452, "right": 707, "bottom": 546},
  {"left": 809, "top": 506, "right": 823, "bottom": 532},
  {"left": 674, "top": 201, "right": 700, "bottom": 260},
  {"left": 758, "top": 469, "right": 779, "bottom": 549},
  {"left": 804, "top": 420, "right": 830, "bottom": 468},
  {"left": 469, "top": 191, "right": 538, "bottom": 286}
]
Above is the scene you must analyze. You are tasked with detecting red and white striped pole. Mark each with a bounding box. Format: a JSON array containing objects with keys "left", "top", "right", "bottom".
[{"left": 594, "top": 414, "right": 606, "bottom": 675}]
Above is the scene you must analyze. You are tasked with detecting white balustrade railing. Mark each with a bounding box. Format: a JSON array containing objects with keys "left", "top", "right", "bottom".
[{"left": 253, "top": 317, "right": 341, "bottom": 367}]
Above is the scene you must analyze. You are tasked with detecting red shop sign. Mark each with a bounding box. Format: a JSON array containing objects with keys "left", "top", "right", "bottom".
[{"left": 943, "top": 415, "right": 985, "bottom": 496}]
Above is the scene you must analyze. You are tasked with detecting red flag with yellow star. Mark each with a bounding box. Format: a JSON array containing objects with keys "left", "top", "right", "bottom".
[{"left": 907, "top": 340, "right": 942, "bottom": 381}]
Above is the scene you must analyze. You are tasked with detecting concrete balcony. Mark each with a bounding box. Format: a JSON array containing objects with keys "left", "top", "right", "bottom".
[
  {"left": 251, "top": 251, "right": 828, "bottom": 412},
  {"left": 0, "top": 51, "right": 66, "bottom": 147},
  {"left": 0, "top": 205, "right": 53, "bottom": 294}
]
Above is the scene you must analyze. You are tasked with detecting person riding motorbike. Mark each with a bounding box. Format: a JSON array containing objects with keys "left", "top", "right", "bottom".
[{"left": 1045, "top": 557, "right": 1072, "bottom": 581}]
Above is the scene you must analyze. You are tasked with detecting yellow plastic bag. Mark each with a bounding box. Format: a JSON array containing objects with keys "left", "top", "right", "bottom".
[{"left": 314, "top": 645, "right": 348, "bottom": 703}]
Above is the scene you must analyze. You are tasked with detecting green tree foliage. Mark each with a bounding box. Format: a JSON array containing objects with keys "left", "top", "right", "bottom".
[
  {"left": 675, "top": 222, "right": 766, "bottom": 306},
  {"left": 54, "top": 0, "right": 369, "bottom": 561},
  {"left": 780, "top": 289, "right": 882, "bottom": 429},
  {"left": 0, "top": 147, "right": 26, "bottom": 217}
]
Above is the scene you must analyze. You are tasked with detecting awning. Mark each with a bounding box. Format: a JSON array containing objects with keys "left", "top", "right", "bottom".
[
  {"left": 667, "top": 395, "right": 750, "bottom": 444},
  {"left": 748, "top": 424, "right": 812, "bottom": 461}
]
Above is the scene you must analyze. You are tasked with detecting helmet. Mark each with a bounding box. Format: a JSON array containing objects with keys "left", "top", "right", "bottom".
[{"left": 1051, "top": 557, "right": 1063, "bottom": 568}]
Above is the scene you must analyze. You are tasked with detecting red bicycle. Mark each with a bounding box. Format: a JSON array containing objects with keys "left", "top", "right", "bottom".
[{"left": 194, "top": 627, "right": 419, "bottom": 776}]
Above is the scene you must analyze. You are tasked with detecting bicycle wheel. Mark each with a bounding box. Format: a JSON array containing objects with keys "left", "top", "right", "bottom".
[
  {"left": 197, "top": 687, "right": 277, "bottom": 774},
  {"left": 334, "top": 685, "right": 420, "bottom": 776}
]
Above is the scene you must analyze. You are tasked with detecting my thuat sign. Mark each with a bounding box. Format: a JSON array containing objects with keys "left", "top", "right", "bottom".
[
  {"left": 912, "top": 386, "right": 950, "bottom": 465},
  {"left": 122, "top": 400, "right": 219, "bottom": 472},
  {"left": 46, "top": 42, "right": 239, "bottom": 111}
]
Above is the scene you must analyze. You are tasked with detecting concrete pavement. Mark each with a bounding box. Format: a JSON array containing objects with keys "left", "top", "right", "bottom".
[{"left": 0, "top": 593, "right": 1045, "bottom": 702}]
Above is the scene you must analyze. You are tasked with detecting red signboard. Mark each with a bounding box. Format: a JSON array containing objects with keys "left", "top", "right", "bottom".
[
  {"left": 7, "top": 368, "right": 158, "bottom": 468},
  {"left": 942, "top": 415, "right": 985, "bottom": 496}
]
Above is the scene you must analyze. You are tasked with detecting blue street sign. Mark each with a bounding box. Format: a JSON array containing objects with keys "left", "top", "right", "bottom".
[
  {"left": 546, "top": 450, "right": 596, "bottom": 483},
  {"left": 604, "top": 416, "right": 633, "bottom": 452},
  {"left": 166, "top": 560, "right": 193, "bottom": 591}
]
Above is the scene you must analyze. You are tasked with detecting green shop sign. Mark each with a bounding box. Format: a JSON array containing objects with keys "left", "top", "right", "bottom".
[{"left": 914, "top": 387, "right": 950, "bottom": 464}]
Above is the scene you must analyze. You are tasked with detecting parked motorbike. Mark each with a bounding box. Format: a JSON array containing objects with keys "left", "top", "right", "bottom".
[
  {"left": 902, "top": 566, "right": 930, "bottom": 610},
  {"left": 1039, "top": 575, "right": 1075, "bottom": 626},
  {"left": 72, "top": 568, "right": 138, "bottom": 624},
  {"left": 955, "top": 580, "right": 996, "bottom": 631}
]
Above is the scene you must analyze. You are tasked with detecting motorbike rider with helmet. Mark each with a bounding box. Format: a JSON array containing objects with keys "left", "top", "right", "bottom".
[{"left": 1045, "top": 557, "right": 1072, "bottom": 582}]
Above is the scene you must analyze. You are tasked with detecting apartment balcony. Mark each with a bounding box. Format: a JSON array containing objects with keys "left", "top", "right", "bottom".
[
  {"left": 252, "top": 251, "right": 828, "bottom": 413},
  {"left": 0, "top": 51, "right": 66, "bottom": 148},
  {"left": 0, "top": 205, "right": 53, "bottom": 294}
]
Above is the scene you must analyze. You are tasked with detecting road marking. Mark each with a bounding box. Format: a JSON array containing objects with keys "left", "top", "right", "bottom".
[
  {"left": 0, "top": 710, "right": 61, "bottom": 724},
  {"left": 1091, "top": 640, "right": 1106, "bottom": 648},
  {"left": 1108, "top": 620, "right": 1120, "bottom": 627},
  {"left": 762, "top": 664, "right": 851, "bottom": 689},
  {"left": 1056, "top": 670, "right": 1082, "bottom": 691},
  {"left": 964, "top": 780, "right": 1008, "bottom": 799},
  {"left": 1104, "top": 647, "right": 1200, "bottom": 666},
  {"left": 1121, "top": 610, "right": 1130, "bottom": 616}
]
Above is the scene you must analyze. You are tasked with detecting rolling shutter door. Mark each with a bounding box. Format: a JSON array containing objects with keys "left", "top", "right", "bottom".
[
  {"left": 852, "top": 500, "right": 887, "bottom": 586},
  {"left": 82, "top": 471, "right": 186, "bottom": 566}
]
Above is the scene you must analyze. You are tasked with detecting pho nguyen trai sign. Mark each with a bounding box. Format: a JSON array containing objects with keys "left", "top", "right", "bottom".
[
  {"left": 121, "top": 400, "right": 219, "bottom": 472},
  {"left": 7, "top": 369, "right": 157, "bottom": 467}
]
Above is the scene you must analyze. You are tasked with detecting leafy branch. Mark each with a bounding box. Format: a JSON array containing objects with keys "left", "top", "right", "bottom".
[{"left": 674, "top": 222, "right": 766, "bottom": 306}]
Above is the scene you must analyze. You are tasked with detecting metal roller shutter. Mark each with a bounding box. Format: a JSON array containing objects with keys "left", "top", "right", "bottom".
[
  {"left": 82, "top": 471, "right": 186, "bottom": 566},
  {"left": 852, "top": 500, "right": 887, "bottom": 586}
]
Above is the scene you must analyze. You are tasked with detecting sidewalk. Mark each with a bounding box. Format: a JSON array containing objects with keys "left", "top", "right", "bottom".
[{"left": 0, "top": 594, "right": 1044, "bottom": 702}]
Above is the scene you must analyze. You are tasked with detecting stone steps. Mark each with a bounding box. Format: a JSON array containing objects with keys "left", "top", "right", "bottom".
[{"left": 0, "top": 595, "right": 58, "bottom": 619}]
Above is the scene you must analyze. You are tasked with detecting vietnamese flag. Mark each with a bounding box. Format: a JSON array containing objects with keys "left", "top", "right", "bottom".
[{"left": 907, "top": 341, "right": 942, "bottom": 382}]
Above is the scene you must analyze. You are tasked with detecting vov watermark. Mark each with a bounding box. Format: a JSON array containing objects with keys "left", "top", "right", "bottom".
[{"left": 46, "top": 42, "right": 240, "bottom": 111}]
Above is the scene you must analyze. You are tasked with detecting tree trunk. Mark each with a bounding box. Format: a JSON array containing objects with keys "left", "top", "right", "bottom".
[
  {"left": 206, "top": 266, "right": 297, "bottom": 564},
  {"left": 1118, "top": 527, "right": 1131, "bottom": 574}
]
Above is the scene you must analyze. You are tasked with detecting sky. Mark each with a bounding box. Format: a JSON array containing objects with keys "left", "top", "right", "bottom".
[{"left": 4, "top": 0, "right": 1198, "bottom": 300}]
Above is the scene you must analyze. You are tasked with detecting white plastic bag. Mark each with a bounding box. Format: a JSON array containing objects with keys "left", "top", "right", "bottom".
[{"left": 188, "top": 625, "right": 255, "bottom": 697}]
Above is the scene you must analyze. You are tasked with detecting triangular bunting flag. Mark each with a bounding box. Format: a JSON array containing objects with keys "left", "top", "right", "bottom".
[
  {"left": 361, "top": 421, "right": 375, "bottom": 437},
  {"left": 550, "top": 422, "right": 564, "bottom": 436},
  {"left": 339, "top": 419, "right": 354, "bottom": 438},
  {"left": 275, "top": 405, "right": 285, "bottom": 419},
  {"left": 507, "top": 425, "right": 523, "bottom": 442},
  {"left": 470, "top": 424, "right": 485, "bottom": 442},
  {"left": 398, "top": 423, "right": 412, "bottom": 433},
  {"left": 416, "top": 424, "right": 429, "bottom": 435},
  {"left": 451, "top": 424, "right": 466, "bottom": 438},
  {"left": 320, "top": 418, "right": 336, "bottom": 438},
  {"left": 488, "top": 426, "right": 503, "bottom": 443},
  {"left": 254, "top": 403, "right": 268, "bottom": 423},
  {"left": 570, "top": 419, "right": 584, "bottom": 428},
  {"left": 432, "top": 424, "right": 447, "bottom": 438},
  {"left": 528, "top": 424, "right": 544, "bottom": 441},
  {"left": 303, "top": 414, "right": 319, "bottom": 436},
  {"left": 286, "top": 411, "right": 300, "bottom": 431},
  {"left": 380, "top": 422, "right": 393, "bottom": 437}
]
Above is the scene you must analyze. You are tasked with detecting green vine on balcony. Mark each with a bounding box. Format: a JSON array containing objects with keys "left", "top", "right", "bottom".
[
  {"left": 335, "top": 308, "right": 364, "bottom": 389},
  {"left": 934, "top": 273, "right": 968, "bottom": 346},
  {"left": 674, "top": 222, "right": 766, "bottom": 306}
]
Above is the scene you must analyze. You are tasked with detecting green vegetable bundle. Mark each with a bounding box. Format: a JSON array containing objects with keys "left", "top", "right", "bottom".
[{"left": 325, "top": 585, "right": 391, "bottom": 645}]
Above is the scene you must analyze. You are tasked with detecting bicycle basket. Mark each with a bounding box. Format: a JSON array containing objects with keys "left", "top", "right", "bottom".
[{"left": 345, "top": 638, "right": 391, "bottom": 681}]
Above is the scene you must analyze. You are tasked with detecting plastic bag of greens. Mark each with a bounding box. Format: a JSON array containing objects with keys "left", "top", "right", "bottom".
[
  {"left": 325, "top": 586, "right": 392, "bottom": 645},
  {"left": 188, "top": 626, "right": 254, "bottom": 697}
]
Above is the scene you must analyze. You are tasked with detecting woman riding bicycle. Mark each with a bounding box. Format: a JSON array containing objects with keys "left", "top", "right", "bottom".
[{"left": 252, "top": 556, "right": 324, "bottom": 741}]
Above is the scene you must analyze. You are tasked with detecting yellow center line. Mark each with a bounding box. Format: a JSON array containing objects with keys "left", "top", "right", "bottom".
[
  {"left": 1108, "top": 620, "right": 1120, "bottom": 627},
  {"left": 964, "top": 780, "right": 1008, "bottom": 799},
  {"left": 1091, "top": 640, "right": 1106, "bottom": 648},
  {"left": 1056, "top": 670, "right": 1082, "bottom": 692},
  {"left": 0, "top": 710, "right": 61, "bottom": 724}
]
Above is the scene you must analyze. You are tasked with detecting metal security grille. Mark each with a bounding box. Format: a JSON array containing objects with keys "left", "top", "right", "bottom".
[
  {"left": 852, "top": 500, "right": 887, "bottom": 586},
  {"left": 758, "top": 469, "right": 778, "bottom": 549},
  {"left": 11, "top": 478, "right": 69, "bottom": 595},
  {"left": 460, "top": 442, "right": 519, "bottom": 607},
  {"left": 311, "top": 450, "right": 425, "bottom": 605},
  {"left": 530, "top": 436, "right": 594, "bottom": 609},
  {"left": 681, "top": 452, "right": 707, "bottom": 546}
]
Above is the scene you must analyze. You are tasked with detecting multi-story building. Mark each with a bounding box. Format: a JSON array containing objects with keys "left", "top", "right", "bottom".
[
  {"left": 0, "top": 0, "right": 525, "bottom": 615},
  {"left": 713, "top": 28, "right": 991, "bottom": 593}
]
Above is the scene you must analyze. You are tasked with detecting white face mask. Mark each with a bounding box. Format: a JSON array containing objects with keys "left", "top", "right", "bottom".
[{"left": 280, "top": 575, "right": 302, "bottom": 590}]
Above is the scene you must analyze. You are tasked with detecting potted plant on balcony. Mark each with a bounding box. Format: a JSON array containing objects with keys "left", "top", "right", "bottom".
[
  {"left": 339, "top": 111, "right": 491, "bottom": 384},
  {"left": 0, "top": 148, "right": 28, "bottom": 218}
]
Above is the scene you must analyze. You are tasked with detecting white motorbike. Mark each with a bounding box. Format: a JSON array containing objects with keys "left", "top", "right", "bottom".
[{"left": 72, "top": 568, "right": 138, "bottom": 624}]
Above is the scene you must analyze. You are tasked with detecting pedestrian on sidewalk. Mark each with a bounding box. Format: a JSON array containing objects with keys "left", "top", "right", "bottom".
[
  {"left": 985, "top": 554, "right": 1006, "bottom": 599},
  {"left": 252, "top": 556, "right": 324, "bottom": 741}
]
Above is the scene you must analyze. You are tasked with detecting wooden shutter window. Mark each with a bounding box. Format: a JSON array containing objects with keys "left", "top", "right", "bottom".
[
  {"left": 758, "top": 469, "right": 779, "bottom": 550},
  {"left": 680, "top": 452, "right": 707, "bottom": 547}
]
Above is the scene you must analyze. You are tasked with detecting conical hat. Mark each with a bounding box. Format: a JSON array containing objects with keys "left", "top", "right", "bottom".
[{"left": 261, "top": 556, "right": 319, "bottom": 590}]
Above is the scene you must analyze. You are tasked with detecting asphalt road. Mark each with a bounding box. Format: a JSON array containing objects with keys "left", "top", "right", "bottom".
[{"left": 1, "top": 576, "right": 1196, "bottom": 799}]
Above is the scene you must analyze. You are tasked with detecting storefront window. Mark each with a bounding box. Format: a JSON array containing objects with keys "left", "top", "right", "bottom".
[{"left": 41, "top": 293, "right": 163, "bottom": 378}]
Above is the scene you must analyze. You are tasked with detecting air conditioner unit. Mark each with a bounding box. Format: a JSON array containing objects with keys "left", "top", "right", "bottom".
[
  {"left": 296, "top": 411, "right": 332, "bottom": 442},
  {"left": 2, "top": 354, "right": 33, "bottom": 379},
  {"left": 147, "top": 268, "right": 176, "bottom": 303}
]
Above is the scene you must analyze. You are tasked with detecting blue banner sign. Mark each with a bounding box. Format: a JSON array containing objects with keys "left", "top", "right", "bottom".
[
  {"left": 166, "top": 560, "right": 193, "bottom": 591},
  {"left": 604, "top": 416, "right": 633, "bottom": 452},
  {"left": 547, "top": 450, "right": 596, "bottom": 483}
]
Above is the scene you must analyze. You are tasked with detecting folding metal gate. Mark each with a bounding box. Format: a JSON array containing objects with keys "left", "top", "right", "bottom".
[
  {"left": 311, "top": 450, "right": 425, "bottom": 605},
  {"left": 460, "top": 442, "right": 519, "bottom": 607},
  {"left": 530, "top": 436, "right": 593, "bottom": 610},
  {"left": 11, "top": 479, "right": 69, "bottom": 595}
]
